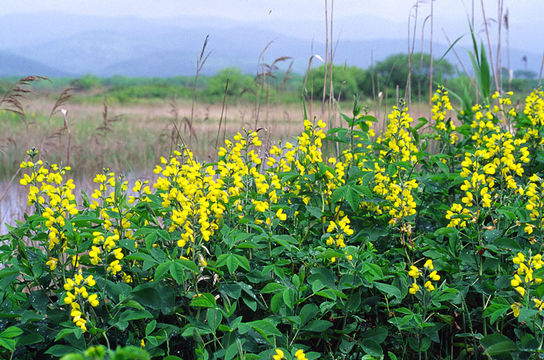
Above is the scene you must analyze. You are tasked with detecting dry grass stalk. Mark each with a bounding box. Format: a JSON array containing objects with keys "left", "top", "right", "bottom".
[
  {"left": 321, "top": 0, "right": 329, "bottom": 115},
  {"left": 539, "top": 52, "right": 544, "bottom": 88},
  {"left": 190, "top": 35, "right": 212, "bottom": 148},
  {"left": 406, "top": 1, "right": 421, "bottom": 105},
  {"left": 0, "top": 76, "right": 47, "bottom": 120},
  {"left": 428, "top": 0, "right": 434, "bottom": 106},
  {"left": 480, "top": 0, "right": 500, "bottom": 92},
  {"left": 215, "top": 78, "right": 229, "bottom": 148},
  {"left": 504, "top": 9, "right": 512, "bottom": 89},
  {"left": 253, "top": 40, "right": 273, "bottom": 129},
  {"left": 48, "top": 86, "right": 74, "bottom": 124}
]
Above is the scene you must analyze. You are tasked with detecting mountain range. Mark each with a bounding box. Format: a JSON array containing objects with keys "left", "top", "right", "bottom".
[{"left": 0, "top": 12, "right": 541, "bottom": 78}]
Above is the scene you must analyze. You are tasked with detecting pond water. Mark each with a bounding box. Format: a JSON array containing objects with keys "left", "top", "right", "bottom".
[
  {"left": 1, "top": 171, "right": 158, "bottom": 235},
  {"left": 0, "top": 182, "right": 27, "bottom": 235}
]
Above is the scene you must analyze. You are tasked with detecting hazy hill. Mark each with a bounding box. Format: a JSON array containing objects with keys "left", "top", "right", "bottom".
[
  {"left": 0, "top": 12, "right": 541, "bottom": 78},
  {"left": 0, "top": 52, "right": 68, "bottom": 77}
]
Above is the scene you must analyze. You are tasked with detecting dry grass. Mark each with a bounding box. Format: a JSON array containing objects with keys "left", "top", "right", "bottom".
[{"left": 1, "top": 91, "right": 433, "bottom": 235}]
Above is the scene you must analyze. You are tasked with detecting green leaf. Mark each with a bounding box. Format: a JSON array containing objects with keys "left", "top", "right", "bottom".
[
  {"left": 317, "top": 249, "right": 344, "bottom": 259},
  {"left": 0, "top": 338, "right": 15, "bottom": 352},
  {"left": 154, "top": 262, "right": 170, "bottom": 281},
  {"left": 207, "top": 309, "right": 223, "bottom": 331},
  {"left": 306, "top": 206, "right": 322, "bottom": 219},
  {"left": 361, "top": 327, "right": 388, "bottom": 344},
  {"left": 190, "top": 293, "right": 217, "bottom": 308},
  {"left": 246, "top": 319, "right": 282, "bottom": 339},
  {"left": 45, "top": 345, "right": 79, "bottom": 357},
  {"left": 29, "top": 290, "right": 49, "bottom": 313},
  {"left": 55, "top": 328, "right": 81, "bottom": 342},
  {"left": 224, "top": 341, "right": 239, "bottom": 360},
  {"left": 270, "top": 292, "right": 284, "bottom": 314},
  {"left": 480, "top": 334, "right": 518, "bottom": 356},
  {"left": 483, "top": 298, "right": 511, "bottom": 325},
  {"left": 361, "top": 339, "right": 383, "bottom": 357},
  {"left": 233, "top": 254, "right": 250, "bottom": 271},
  {"left": 170, "top": 261, "right": 185, "bottom": 285},
  {"left": 119, "top": 309, "right": 153, "bottom": 322},
  {"left": 178, "top": 258, "right": 200, "bottom": 273},
  {"left": 374, "top": 282, "right": 402, "bottom": 300},
  {"left": 224, "top": 254, "right": 239, "bottom": 274},
  {"left": 261, "top": 283, "right": 286, "bottom": 294},
  {"left": 131, "top": 285, "right": 162, "bottom": 309},
  {"left": 344, "top": 186, "right": 359, "bottom": 212},
  {"left": 301, "top": 320, "right": 332, "bottom": 332},
  {"left": 282, "top": 288, "right": 294, "bottom": 310},
  {"left": 145, "top": 320, "right": 157, "bottom": 336},
  {"left": 300, "top": 304, "right": 318, "bottom": 326},
  {"left": 0, "top": 326, "right": 23, "bottom": 339}
]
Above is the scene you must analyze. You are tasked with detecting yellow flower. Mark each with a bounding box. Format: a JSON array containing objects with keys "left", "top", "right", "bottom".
[
  {"left": 424, "top": 259, "right": 434, "bottom": 270},
  {"left": 511, "top": 274, "right": 522, "bottom": 287},
  {"left": 534, "top": 298, "right": 544, "bottom": 311},
  {"left": 46, "top": 257, "right": 58, "bottom": 270},
  {"left": 409, "top": 282, "right": 419, "bottom": 295},
  {"left": 88, "top": 294, "right": 99, "bottom": 307},
  {"left": 515, "top": 286, "right": 525, "bottom": 297},
  {"left": 408, "top": 265, "right": 420, "bottom": 279},
  {"left": 424, "top": 281, "right": 435, "bottom": 292},
  {"left": 273, "top": 349, "right": 284, "bottom": 360},
  {"left": 511, "top": 302, "right": 521, "bottom": 317},
  {"left": 295, "top": 349, "right": 308, "bottom": 360},
  {"left": 513, "top": 252, "right": 525, "bottom": 264},
  {"left": 429, "top": 271, "right": 440, "bottom": 281},
  {"left": 276, "top": 208, "right": 287, "bottom": 221}
]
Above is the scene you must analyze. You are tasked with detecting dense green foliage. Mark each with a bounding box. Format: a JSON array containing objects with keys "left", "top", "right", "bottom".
[{"left": 2, "top": 84, "right": 544, "bottom": 359}]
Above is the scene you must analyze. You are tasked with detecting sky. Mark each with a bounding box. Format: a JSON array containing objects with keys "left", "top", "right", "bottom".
[
  {"left": 0, "top": 0, "right": 542, "bottom": 66},
  {"left": 1, "top": 0, "right": 542, "bottom": 49},
  {"left": 0, "top": 0, "right": 539, "bottom": 23}
]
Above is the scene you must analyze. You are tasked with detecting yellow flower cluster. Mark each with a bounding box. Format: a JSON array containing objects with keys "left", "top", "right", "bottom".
[
  {"left": 325, "top": 212, "right": 354, "bottom": 248},
  {"left": 368, "top": 103, "right": 419, "bottom": 227},
  {"left": 522, "top": 89, "right": 544, "bottom": 144},
  {"left": 511, "top": 252, "right": 543, "bottom": 297},
  {"left": 432, "top": 85, "right": 456, "bottom": 144},
  {"left": 63, "top": 271, "right": 99, "bottom": 332},
  {"left": 510, "top": 252, "right": 544, "bottom": 317},
  {"left": 524, "top": 174, "right": 544, "bottom": 234},
  {"left": 19, "top": 160, "right": 78, "bottom": 250},
  {"left": 446, "top": 114, "right": 529, "bottom": 227},
  {"left": 408, "top": 259, "right": 441, "bottom": 294}
]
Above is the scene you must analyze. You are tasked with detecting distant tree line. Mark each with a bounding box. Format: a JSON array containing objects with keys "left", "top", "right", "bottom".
[{"left": 8, "top": 52, "right": 535, "bottom": 104}]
